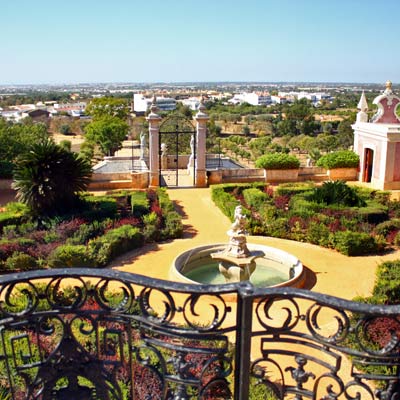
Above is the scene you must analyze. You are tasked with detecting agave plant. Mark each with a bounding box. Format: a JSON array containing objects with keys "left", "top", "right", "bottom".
[{"left": 12, "top": 138, "right": 92, "bottom": 216}]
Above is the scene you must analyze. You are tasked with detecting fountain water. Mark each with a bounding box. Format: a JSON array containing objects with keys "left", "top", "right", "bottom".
[{"left": 170, "top": 205, "right": 306, "bottom": 288}]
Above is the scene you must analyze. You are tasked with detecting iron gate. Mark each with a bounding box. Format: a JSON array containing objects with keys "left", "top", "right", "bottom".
[{"left": 159, "top": 114, "right": 196, "bottom": 187}]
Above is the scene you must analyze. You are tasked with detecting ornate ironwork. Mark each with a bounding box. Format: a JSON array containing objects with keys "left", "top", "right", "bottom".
[
  {"left": 1, "top": 269, "right": 400, "bottom": 399},
  {"left": 159, "top": 114, "right": 196, "bottom": 187}
]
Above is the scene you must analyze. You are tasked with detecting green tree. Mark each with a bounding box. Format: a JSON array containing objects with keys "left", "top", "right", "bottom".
[
  {"left": 84, "top": 116, "right": 129, "bottom": 156},
  {"left": 85, "top": 97, "right": 130, "bottom": 120},
  {"left": 242, "top": 125, "right": 251, "bottom": 136},
  {"left": 0, "top": 118, "right": 49, "bottom": 177},
  {"left": 337, "top": 119, "right": 354, "bottom": 149},
  {"left": 12, "top": 139, "right": 92, "bottom": 216}
]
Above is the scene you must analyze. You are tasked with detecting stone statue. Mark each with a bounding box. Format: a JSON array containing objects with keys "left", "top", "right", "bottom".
[
  {"left": 161, "top": 142, "right": 168, "bottom": 169},
  {"left": 230, "top": 205, "right": 247, "bottom": 235}
]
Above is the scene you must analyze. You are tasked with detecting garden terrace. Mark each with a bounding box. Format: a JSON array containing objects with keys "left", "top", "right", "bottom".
[{"left": 1, "top": 268, "right": 400, "bottom": 399}]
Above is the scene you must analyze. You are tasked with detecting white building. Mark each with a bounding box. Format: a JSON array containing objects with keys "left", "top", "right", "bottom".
[
  {"left": 133, "top": 94, "right": 176, "bottom": 114},
  {"left": 180, "top": 97, "right": 201, "bottom": 111},
  {"left": 228, "top": 92, "right": 271, "bottom": 106}
]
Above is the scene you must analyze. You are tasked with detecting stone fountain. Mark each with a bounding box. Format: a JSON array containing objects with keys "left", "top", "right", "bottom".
[
  {"left": 211, "top": 205, "right": 264, "bottom": 283},
  {"left": 170, "top": 206, "right": 305, "bottom": 289}
]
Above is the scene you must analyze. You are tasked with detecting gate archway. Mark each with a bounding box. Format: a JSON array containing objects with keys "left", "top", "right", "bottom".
[{"left": 159, "top": 113, "right": 196, "bottom": 187}]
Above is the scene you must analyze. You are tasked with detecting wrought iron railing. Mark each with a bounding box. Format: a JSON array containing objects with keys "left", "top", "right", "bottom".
[{"left": 0, "top": 268, "right": 399, "bottom": 399}]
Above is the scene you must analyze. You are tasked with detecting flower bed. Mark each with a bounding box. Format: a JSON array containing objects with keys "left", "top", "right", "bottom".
[
  {"left": 211, "top": 181, "right": 399, "bottom": 256},
  {"left": 0, "top": 188, "right": 183, "bottom": 272}
]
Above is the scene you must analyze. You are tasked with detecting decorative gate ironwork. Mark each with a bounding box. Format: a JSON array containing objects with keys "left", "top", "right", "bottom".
[
  {"left": 159, "top": 114, "right": 196, "bottom": 187},
  {"left": 1, "top": 268, "right": 400, "bottom": 399}
]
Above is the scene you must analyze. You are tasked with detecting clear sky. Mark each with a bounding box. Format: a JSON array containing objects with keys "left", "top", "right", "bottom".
[{"left": 2, "top": 0, "right": 399, "bottom": 84}]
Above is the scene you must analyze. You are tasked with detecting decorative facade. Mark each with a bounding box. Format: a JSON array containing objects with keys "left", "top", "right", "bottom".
[{"left": 353, "top": 81, "right": 400, "bottom": 189}]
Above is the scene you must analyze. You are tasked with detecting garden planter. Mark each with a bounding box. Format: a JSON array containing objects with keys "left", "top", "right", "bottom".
[
  {"left": 327, "top": 167, "right": 358, "bottom": 181},
  {"left": 264, "top": 169, "right": 299, "bottom": 183}
]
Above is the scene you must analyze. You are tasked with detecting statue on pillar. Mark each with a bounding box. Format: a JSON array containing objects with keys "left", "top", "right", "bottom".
[{"left": 187, "top": 134, "right": 195, "bottom": 173}]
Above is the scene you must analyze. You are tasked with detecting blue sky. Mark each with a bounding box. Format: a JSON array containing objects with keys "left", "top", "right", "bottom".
[{"left": 2, "top": 0, "right": 399, "bottom": 84}]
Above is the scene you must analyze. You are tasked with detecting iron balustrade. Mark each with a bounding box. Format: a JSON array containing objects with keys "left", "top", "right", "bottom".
[{"left": 0, "top": 268, "right": 399, "bottom": 399}]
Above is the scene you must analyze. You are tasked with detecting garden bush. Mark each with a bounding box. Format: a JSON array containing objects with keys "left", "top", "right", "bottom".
[
  {"left": 162, "top": 211, "right": 183, "bottom": 240},
  {"left": 131, "top": 191, "right": 149, "bottom": 217},
  {"left": 0, "top": 202, "right": 30, "bottom": 233},
  {"left": 372, "top": 260, "right": 400, "bottom": 304},
  {"left": 243, "top": 188, "right": 268, "bottom": 209},
  {"left": 275, "top": 181, "right": 315, "bottom": 196},
  {"left": 316, "top": 150, "right": 359, "bottom": 169},
  {"left": 88, "top": 225, "right": 144, "bottom": 266},
  {"left": 306, "top": 221, "right": 331, "bottom": 247},
  {"left": 331, "top": 230, "right": 380, "bottom": 256},
  {"left": 310, "top": 181, "right": 365, "bottom": 207},
  {"left": 255, "top": 153, "right": 300, "bottom": 170},
  {"left": 80, "top": 196, "right": 118, "bottom": 220},
  {"left": 355, "top": 201, "right": 388, "bottom": 224},
  {"left": 375, "top": 219, "right": 400, "bottom": 237},
  {"left": 211, "top": 186, "right": 239, "bottom": 221},
  {"left": 5, "top": 251, "right": 38, "bottom": 271},
  {"left": 48, "top": 245, "right": 96, "bottom": 268},
  {"left": 143, "top": 212, "right": 161, "bottom": 242}
]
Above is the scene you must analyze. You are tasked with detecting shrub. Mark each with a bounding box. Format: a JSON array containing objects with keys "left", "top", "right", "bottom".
[
  {"left": 0, "top": 160, "right": 13, "bottom": 178},
  {"left": 306, "top": 221, "right": 331, "bottom": 247},
  {"left": 5, "top": 251, "right": 38, "bottom": 271},
  {"left": 275, "top": 181, "right": 315, "bottom": 196},
  {"left": 316, "top": 150, "right": 359, "bottom": 169},
  {"left": 211, "top": 186, "right": 239, "bottom": 221},
  {"left": 80, "top": 196, "right": 118, "bottom": 220},
  {"left": 162, "top": 211, "right": 183, "bottom": 240},
  {"left": 88, "top": 225, "right": 143, "bottom": 267},
  {"left": 355, "top": 201, "right": 388, "bottom": 224},
  {"left": 372, "top": 260, "right": 400, "bottom": 304},
  {"left": 48, "top": 245, "right": 95, "bottom": 268},
  {"left": 243, "top": 188, "right": 268, "bottom": 209},
  {"left": 310, "top": 181, "right": 365, "bottom": 207},
  {"left": 331, "top": 231, "right": 379, "bottom": 256},
  {"left": 143, "top": 212, "right": 160, "bottom": 242},
  {"left": 375, "top": 219, "right": 400, "bottom": 237},
  {"left": 255, "top": 153, "right": 300, "bottom": 170},
  {"left": 394, "top": 232, "right": 400, "bottom": 246},
  {"left": 131, "top": 191, "right": 149, "bottom": 217},
  {"left": 0, "top": 202, "right": 30, "bottom": 232},
  {"left": 67, "top": 220, "right": 108, "bottom": 245}
]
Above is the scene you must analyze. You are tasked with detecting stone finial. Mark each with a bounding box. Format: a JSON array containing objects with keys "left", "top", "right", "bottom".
[
  {"left": 195, "top": 97, "right": 209, "bottom": 120},
  {"left": 371, "top": 80, "right": 400, "bottom": 124},
  {"left": 356, "top": 91, "right": 369, "bottom": 123},
  {"left": 146, "top": 94, "right": 161, "bottom": 121}
]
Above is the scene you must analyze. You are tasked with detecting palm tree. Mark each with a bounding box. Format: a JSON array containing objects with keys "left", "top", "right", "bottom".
[{"left": 12, "top": 138, "right": 92, "bottom": 216}]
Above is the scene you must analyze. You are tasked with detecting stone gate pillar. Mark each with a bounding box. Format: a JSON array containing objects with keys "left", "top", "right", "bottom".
[
  {"left": 194, "top": 102, "right": 209, "bottom": 187},
  {"left": 146, "top": 98, "right": 162, "bottom": 187}
]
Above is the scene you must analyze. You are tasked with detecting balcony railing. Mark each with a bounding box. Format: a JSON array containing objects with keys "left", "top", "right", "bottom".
[{"left": 0, "top": 268, "right": 399, "bottom": 399}]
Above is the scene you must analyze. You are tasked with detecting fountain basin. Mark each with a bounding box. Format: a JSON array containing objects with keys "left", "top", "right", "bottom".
[{"left": 170, "top": 243, "right": 306, "bottom": 288}]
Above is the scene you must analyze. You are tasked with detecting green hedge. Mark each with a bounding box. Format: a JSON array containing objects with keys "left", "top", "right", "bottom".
[
  {"left": 0, "top": 202, "right": 30, "bottom": 233},
  {"left": 88, "top": 225, "right": 144, "bottom": 267},
  {"left": 243, "top": 188, "right": 268, "bottom": 209},
  {"left": 48, "top": 245, "right": 96, "bottom": 268},
  {"left": 211, "top": 185, "right": 240, "bottom": 221},
  {"left": 131, "top": 191, "right": 149, "bottom": 217},
  {"left": 316, "top": 150, "right": 359, "bottom": 169},
  {"left": 255, "top": 153, "right": 300, "bottom": 170},
  {"left": 80, "top": 196, "right": 118, "bottom": 220},
  {"left": 331, "top": 231, "right": 381, "bottom": 256},
  {"left": 275, "top": 182, "right": 315, "bottom": 196}
]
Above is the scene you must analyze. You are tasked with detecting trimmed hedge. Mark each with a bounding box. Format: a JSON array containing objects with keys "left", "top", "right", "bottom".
[
  {"left": 0, "top": 202, "right": 30, "bottom": 233},
  {"left": 211, "top": 185, "right": 240, "bottom": 221},
  {"left": 88, "top": 225, "right": 144, "bottom": 267},
  {"left": 316, "top": 150, "right": 359, "bottom": 169},
  {"left": 243, "top": 188, "right": 269, "bottom": 209},
  {"left": 131, "top": 191, "right": 149, "bottom": 217},
  {"left": 255, "top": 153, "right": 300, "bottom": 170},
  {"left": 48, "top": 245, "right": 96, "bottom": 268},
  {"left": 331, "top": 231, "right": 380, "bottom": 256}
]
